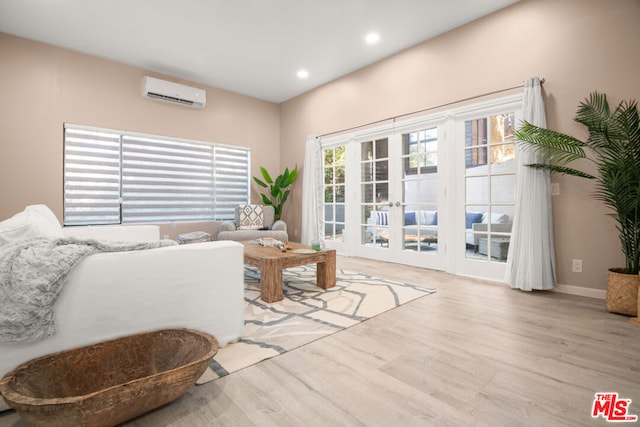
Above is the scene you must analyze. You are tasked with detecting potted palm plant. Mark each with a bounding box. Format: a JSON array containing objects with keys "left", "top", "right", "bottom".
[
  {"left": 253, "top": 166, "right": 298, "bottom": 221},
  {"left": 514, "top": 92, "right": 640, "bottom": 317}
]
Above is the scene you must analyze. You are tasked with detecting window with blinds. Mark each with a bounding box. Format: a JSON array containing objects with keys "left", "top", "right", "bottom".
[{"left": 64, "top": 124, "right": 250, "bottom": 225}]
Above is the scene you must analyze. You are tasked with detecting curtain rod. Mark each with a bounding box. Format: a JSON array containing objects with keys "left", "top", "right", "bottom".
[{"left": 319, "top": 78, "right": 545, "bottom": 139}]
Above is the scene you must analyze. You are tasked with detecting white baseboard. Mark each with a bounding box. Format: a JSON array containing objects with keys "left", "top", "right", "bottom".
[
  {"left": 554, "top": 283, "right": 606, "bottom": 300},
  {"left": 338, "top": 254, "right": 608, "bottom": 300}
]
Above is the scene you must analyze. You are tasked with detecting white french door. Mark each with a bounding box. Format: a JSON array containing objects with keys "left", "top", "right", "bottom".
[
  {"left": 453, "top": 99, "right": 521, "bottom": 281},
  {"left": 354, "top": 126, "right": 445, "bottom": 270},
  {"left": 321, "top": 94, "right": 522, "bottom": 282}
]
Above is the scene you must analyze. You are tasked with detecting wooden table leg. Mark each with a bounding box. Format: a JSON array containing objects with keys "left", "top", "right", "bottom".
[
  {"left": 260, "top": 258, "right": 283, "bottom": 303},
  {"left": 316, "top": 250, "right": 336, "bottom": 289}
]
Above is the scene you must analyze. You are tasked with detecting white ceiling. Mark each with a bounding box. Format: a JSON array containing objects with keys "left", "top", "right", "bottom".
[{"left": 0, "top": 0, "right": 519, "bottom": 103}]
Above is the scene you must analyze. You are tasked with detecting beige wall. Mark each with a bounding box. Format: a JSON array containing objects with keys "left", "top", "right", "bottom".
[
  {"left": 0, "top": 32, "right": 281, "bottom": 239},
  {"left": 280, "top": 0, "right": 640, "bottom": 290}
]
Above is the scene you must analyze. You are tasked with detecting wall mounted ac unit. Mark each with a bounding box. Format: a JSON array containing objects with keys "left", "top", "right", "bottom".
[{"left": 142, "top": 76, "right": 206, "bottom": 108}]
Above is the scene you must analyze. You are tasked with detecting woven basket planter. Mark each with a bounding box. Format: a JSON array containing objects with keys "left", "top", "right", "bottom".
[
  {"left": 606, "top": 268, "right": 639, "bottom": 316},
  {"left": 631, "top": 272, "right": 640, "bottom": 326}
]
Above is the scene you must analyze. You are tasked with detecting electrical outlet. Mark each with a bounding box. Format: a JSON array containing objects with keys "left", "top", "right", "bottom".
[
  {"left": 551, "top": 182, "right": 560, "bottom": 196},
  {"left": 294, "top": 229, "right": 298, "bottom": 237},
  {"left": 572, "top": 259, "right": 583, "bottom": 273}
]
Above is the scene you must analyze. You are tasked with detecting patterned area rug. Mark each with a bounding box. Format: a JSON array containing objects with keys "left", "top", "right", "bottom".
[{"left": 196, "top": 265, "right": 435, "bottom": 384}]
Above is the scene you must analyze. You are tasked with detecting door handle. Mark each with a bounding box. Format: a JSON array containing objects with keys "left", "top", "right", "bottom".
[{"left": 395, "top": 201, "right": 401, "bottom": 207}]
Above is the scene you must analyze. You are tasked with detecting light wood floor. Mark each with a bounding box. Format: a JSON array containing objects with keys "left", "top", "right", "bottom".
[{"left": 2, "top": 256, "right": 639, "bottom": 426}]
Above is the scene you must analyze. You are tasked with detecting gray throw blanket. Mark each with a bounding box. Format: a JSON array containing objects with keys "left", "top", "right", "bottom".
[{"left": 0, "top": 237, "right": 177, "bottom": 344}]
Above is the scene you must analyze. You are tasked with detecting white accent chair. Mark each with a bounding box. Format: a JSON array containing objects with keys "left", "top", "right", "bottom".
[{"left": 217, "top": 205, "right": 288, "bottom": 242}]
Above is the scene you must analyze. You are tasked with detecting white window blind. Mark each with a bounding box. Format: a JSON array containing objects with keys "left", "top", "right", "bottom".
[
  {"left": 64, "top": 127, "right": 122, "bottom": 225},
  {"left": 212, "top": 145, "right": 252, "bottom": 220},
  {"left": 64, "top": 124, "right": 250, "bottom": 225}
]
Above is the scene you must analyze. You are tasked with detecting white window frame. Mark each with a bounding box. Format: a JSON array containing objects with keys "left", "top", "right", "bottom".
[
  {"left": 322, "top": 145, "right": 347, "bottom": 242},
  {"left": 63, "top": 123, "right": 250, "bottom": 225}
]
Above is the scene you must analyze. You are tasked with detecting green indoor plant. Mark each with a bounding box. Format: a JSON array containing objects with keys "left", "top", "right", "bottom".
[
  {"left": 253, "top": 166, "right": 298, "bottom": 221},
  {"left": 514, "top": 92, "right": 640, "bottom": 315}
]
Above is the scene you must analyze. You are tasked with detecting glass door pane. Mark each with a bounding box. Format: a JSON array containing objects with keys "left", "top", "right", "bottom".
[
  {"left": 323, "top": 146, "right": 346, "bottom": 241},
  {"left": 401, "top": 127, "right": 439, "bottom": 254},
  {"left": 464, "top": 112, "right": 516, "bottom": 263},
  {"left": 360, "top": 138, "right": 389, "bottom": 248}
]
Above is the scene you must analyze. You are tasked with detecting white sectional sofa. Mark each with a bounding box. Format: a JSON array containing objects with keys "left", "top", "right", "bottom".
[{"left": 0, "top": 206, "right": 245, "bottom": 411}]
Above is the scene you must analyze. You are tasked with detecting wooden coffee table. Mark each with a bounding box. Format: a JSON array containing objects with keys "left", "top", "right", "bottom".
[{"left": 241, "top": 241, "right": 336, "bottom": 303}]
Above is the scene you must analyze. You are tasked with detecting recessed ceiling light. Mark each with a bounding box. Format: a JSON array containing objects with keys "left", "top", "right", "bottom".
[
  {"left": 365, "top": 33, "right": 380, "bottom": 45},
  {"left": 297, "top": 69, "right": 309, "bottom": 79}
]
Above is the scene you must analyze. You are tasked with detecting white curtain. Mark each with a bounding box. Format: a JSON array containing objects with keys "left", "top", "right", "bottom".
[
  {"left": 505, "top": 77, "right": 556, "bottom": 290},
  {"left": 301, "top": 135, "right": 323, "bottom": 245}
]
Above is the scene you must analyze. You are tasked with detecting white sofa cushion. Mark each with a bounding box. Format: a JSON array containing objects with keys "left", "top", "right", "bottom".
[
  {"left": 0, "top": 205, "right": 63, "bottom": 246},
  {"left": 482, "top": 212, "right": 510, "bottom": 224},
  {"left": 423, "top": 210, "right": 438, "bottom": 226},
  {"left": 405, "top": 210, "right": 437, "bottom": 226}
]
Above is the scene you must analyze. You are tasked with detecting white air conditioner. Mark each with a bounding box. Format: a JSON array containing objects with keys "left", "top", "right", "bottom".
[{"left": 142, "top": 76, "right": 206, "bottom": 109}]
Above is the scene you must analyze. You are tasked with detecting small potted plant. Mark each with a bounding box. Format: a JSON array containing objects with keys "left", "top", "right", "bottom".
[{"left": 514, "top": 92, "right": 640, "bottom": 317}]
